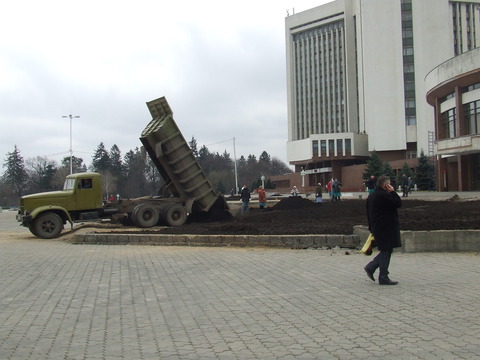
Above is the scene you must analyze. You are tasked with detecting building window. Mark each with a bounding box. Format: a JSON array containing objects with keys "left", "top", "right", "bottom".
[
  {"left": 336, "top": 139, "right": 343, "bottom": 156},
  {"left": 406, "top": 115, "right": 416, "bottom": 125},
  {"left": 441, "top": 108, "right": 456, "bottom": 139},
  {"left": 312, "top": 140, "right": 319, "bottom": 157},
  {"left": 406, "top": 151, "right": 417, "bottom": 159},
  {"left": 466, "top": 82, "right": 480, "bottom": 92},
  {"left": 440, "top": 92, "right": 455, "bottom": 102},
  {"left": 345, "top": 139, "right": 351, "bottom": 155},
  {"left": 405, "top": 99, "right": 416, "bottom": 108},
  {"left": 328, "top": 140, "right": 335, "bottom": 156},
  {"left": 320, "top": 140, "right": 327, "bottom": 156},
  {"left": 465, "top": 100, "right": 480, "bottom": 135}
]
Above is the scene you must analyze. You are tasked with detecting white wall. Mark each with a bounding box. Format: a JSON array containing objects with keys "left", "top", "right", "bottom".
[
  {"left": 413, "top": 0, "right": 453, "bottom": 154},
  {"left": 360, "top": 0, "right": 406, "bottom": 152}
]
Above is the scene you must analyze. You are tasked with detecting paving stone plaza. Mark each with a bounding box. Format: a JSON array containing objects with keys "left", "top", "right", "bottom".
[{"left": 1, "top": 205, "right": 479, "bottom": 359}]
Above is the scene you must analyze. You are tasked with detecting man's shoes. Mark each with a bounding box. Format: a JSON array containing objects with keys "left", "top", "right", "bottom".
[
  {"left": 364, "top": 266, "right": 375, "bottom": 282},
  {"left": 379, "top": 278, "right": 398, "bottom": 285}
]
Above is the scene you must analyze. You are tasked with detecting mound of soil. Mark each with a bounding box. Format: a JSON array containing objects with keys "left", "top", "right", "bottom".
[{"left": 157, "top": 197, "right": 480, "bottom": 235}]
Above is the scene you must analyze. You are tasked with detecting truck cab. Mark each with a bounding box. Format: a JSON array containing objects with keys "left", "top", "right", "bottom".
[{"left": 17, "top": 172, "right": 104, "bottom": 238}]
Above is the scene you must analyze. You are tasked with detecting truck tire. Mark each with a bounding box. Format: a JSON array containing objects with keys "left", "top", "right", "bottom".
[
  {"left": 132, "top": 204, "right": 159, "bottom": 228},
  {"left": 162, "top": 204, "right": 187, "bottom": 226},
  {"left": 28, "top": 224, "right": 38, "bottom": 237},
  {"left": 33, "top": 212, "right": 63, "bottom": 239}
]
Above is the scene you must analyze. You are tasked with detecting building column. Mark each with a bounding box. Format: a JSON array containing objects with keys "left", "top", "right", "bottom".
[
  {"left": 455, "top": 86, "right": 465, "bottom": 136},
  {"left": 437, "top": 157, "right": 447, "bottom": 191},
  {"left": 457, "top": 154, "right": 463, "bottom": 191},
  {"left": 434, "top": 98, "right": 443, "bottom": 139}
]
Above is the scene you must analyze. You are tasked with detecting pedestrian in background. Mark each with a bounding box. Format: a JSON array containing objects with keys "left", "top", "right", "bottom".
[
  {"left": 332, "top": 179, "right": 342, "bottom": 201},
  {"left": 290, "top": 186, "right": 299, "bottom": 197},
  {"left": 401, "top": 174, "right": 409, "bottom": 197},
  {"left": 240, "top": 185, "right": 251, "bottom": 215},
  {"left": 315, "top": 183, "right": 323, "bottom": 203},
  {"left": 364, "top": 175, "right": 402, "bottom": 285},
  {"left": 258, "top": 186, "right": 267, "bottom": 210},
  {"left": 326, "top": 179, "right": 333, "bottom": 200},
  {"left": 365, "top": 175, "right": 376, "bottom": 194}
]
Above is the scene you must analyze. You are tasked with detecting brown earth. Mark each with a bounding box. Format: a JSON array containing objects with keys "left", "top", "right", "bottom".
[{"left": 156, "top": 195, "right": 480, "bottom": 235}]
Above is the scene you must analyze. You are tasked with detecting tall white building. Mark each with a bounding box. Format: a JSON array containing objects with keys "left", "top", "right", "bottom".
[{"left": 283, "top": 0, "right": 480, "bottom": 189}]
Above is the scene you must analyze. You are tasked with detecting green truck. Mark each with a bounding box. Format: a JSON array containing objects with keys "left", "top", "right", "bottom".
[{"left": 17, "top": 96, "right": 228, "bottom": 239}]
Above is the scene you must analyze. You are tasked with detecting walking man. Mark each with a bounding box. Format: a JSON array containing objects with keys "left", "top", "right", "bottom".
[{"left": 364, "top": 176, "right": 402, "bottom": 285}]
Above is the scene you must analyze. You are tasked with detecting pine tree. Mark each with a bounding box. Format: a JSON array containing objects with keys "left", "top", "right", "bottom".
[
  {"left": 61, "top": 156, "right": 85, "bottom": 173},
  {"left": 123, "top": 148, "right": 147, "bottom": 197},
  {"left": 416, "top": 150, "right": 435, "bottom": 190},
  {"left": 2, "top": 145, "right": 28, "bottom": 197},
  {"left": 91, "top": 142, "right": 111, "bottom": 173},
  {"left": 380, "top": 161, "right": 398, "bottom": 187},
  {"left": 189, "top": 137, "right": 198, "bottom": 158},
  {"left": 109, "top": 145, "right": 123, "bottom": 178},
  {"left": 362, "top": 152, "right": 383, "bottom": 180}
]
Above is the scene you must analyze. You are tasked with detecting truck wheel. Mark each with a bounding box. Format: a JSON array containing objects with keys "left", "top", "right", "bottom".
[
  {"left": 162, "top": 204, "right": 187, "bottom": 226},
  {"left": 132, "top": 204, "right": 159, "bottom": 228},
  {"left": 28, "top": 225, "right": 38, "bottom": 237},
  {"left": 33, "top": 212, "right": 63, "bottom": 239}
]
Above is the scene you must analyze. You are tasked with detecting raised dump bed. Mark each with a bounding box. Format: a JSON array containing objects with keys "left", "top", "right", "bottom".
[{"left": 141, "top": 96, "right": 221, "bottom": 214}]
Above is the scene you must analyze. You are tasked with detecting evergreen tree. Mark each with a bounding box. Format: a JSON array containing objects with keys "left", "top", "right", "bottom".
[
  {"left": 61, "top": 156, "right": 86, "bottom": 173},
  {"left": 189, "top": 137, "right": 199, "bottom": 158},
  {"left": 362, "top": 152, "right": 383, "bottom": 180},
  {"left": 416, "top": 150, "right": 435, "bottom": 190},
  {"left": 91, "top": 142, "right": 111, "bottom": 173},
  {"left": 259, "top": 151, "right": 271, "bottom": 165},
  {"left": 145, "top": 157, "right": 161, "bottom": 195},
  {"left": 381, "top": 162, "right": 395, "bottom": 187},
  {"left": 2, "top": 145, "right": 28, "bottom": 197},
  {"left": 123, "top": 147, "right": 147, "bottom": 197},
  {"left": 109, "top": 145, "right": 123, "bottom": 173},
  {"left": 198, "top": 145, "right": 214, "bottom": 172}
]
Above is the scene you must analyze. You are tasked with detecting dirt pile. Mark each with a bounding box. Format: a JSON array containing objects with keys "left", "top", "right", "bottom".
[{"left": 157, "top": 197, "right": 480, "bottom": 235}]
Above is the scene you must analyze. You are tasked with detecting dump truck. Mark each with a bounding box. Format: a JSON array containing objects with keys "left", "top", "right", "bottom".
[{"left": 17, "top": 96, "right": 228, "bottom": 239}]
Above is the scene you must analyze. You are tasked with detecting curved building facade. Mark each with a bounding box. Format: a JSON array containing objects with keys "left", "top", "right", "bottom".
[{"left": 426, "top": 48, "right": 480, "bottom": 191}]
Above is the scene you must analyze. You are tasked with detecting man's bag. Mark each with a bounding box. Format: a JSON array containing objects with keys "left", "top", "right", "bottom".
[{"left": 360, "top": 233, "right": 376, "bottom": 255}]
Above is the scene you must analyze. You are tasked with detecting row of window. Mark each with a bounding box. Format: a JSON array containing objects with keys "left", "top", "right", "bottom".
[
  {"left": 294, "top": 21, "right": 346, "bottom": 140},
  {"left": 401, "top": 0, "right": 417, "bottom": 127},
  {"left": 292, "top": 21, "right": 344, "bottom": 42},
  {"left": 440, "top": 100, "right": 480, "bottom": 139},
  {"left": 452, "top": 2, "right": 478, "bottom": 55},
  {"left": 312, "top": 139, "right": 352, "bottom": 157},
  {"left": 439, "top": 82, "right": 480, "bottom": 104}
]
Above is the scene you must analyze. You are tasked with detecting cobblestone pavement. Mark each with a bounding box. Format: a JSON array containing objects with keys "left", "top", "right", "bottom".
[{"left": 1, "top": 212, "right": 479, "bottom": 360}]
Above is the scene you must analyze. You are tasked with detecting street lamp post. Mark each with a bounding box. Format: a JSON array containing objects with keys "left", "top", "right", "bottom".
[
  {"left": 62, "top": 114, "right": 80, "bottom": 174},
  {"left": 301, "top": 168, "right": 306, "bottom": 188}
]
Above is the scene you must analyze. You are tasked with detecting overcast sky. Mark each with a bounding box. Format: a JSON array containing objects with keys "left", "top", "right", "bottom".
[{"left": 0, "top": 0, "right": 331, "bottom": 174}]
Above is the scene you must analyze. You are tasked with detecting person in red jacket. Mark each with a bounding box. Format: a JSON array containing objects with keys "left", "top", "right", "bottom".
[{"left": 258, "top": 186, "right": 267, "bottom": 210}]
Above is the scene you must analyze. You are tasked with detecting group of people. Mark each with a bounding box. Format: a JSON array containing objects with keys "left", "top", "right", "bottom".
[
  {"left": 289, "top": 178, "right": 341, "bottom": 202},
  {"left": 326, "top": 178, "right": 342, "bottom": 201},
  {"left": 240, "top": 185, "right": 267, "bottom": 215}
]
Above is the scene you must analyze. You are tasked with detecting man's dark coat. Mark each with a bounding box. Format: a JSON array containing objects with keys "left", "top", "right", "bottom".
[{"left": 366, "top": 187, "right": 402, "bottom": 250}]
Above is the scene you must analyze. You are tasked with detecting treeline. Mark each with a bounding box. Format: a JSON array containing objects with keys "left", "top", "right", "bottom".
[{"left": 1, "top": 138, "right": 292, "bottom": 206}]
